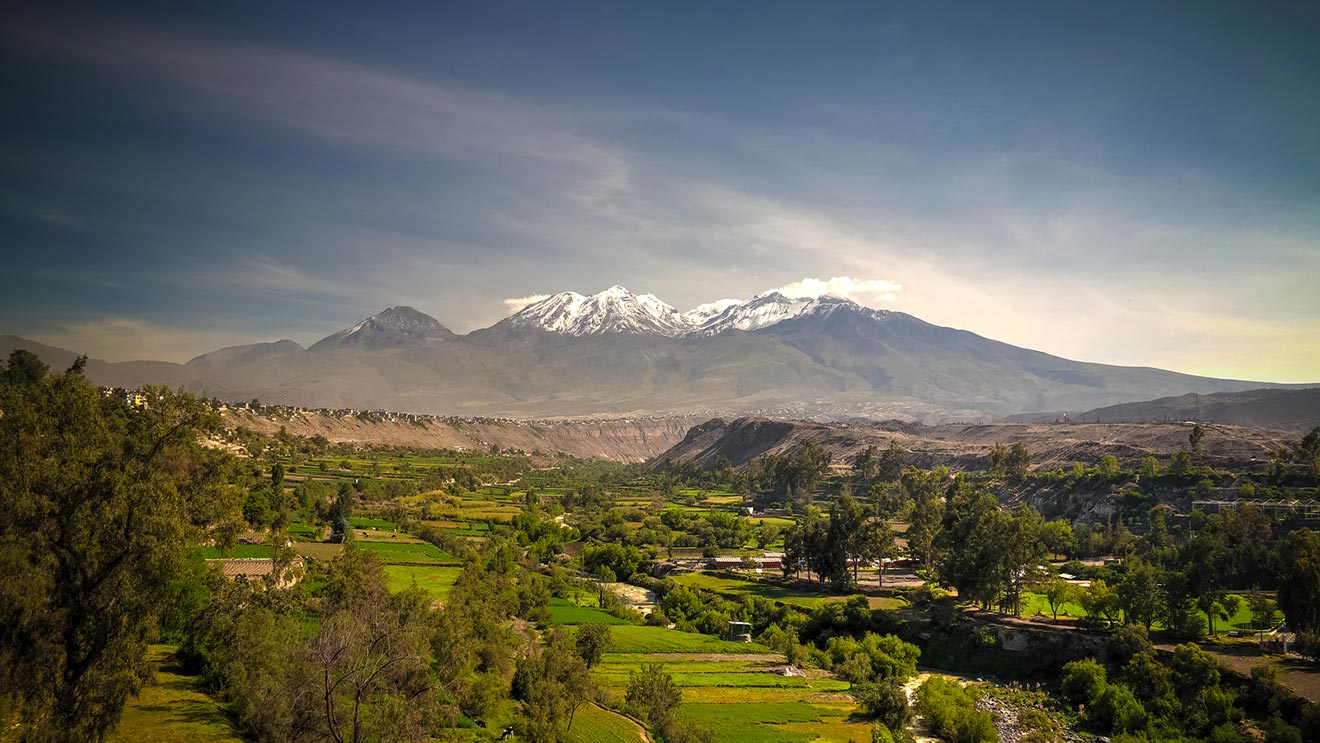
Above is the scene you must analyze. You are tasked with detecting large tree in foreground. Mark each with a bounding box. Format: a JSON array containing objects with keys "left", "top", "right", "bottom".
[{"left": 0, "top": 359, "right": 240, "bottom": 740}]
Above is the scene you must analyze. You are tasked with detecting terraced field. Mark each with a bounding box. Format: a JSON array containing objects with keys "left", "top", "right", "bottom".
[{"left": 589, "top": 645, "right": 867, "bottom": 743}]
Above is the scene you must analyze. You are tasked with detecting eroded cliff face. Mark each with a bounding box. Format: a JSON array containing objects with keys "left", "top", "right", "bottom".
[
  {"left": 650, "top": 417, "right": 1297, "bottom": 472},
  {"left": 222, "top": 409, "right": 697, "bottom": 462}
]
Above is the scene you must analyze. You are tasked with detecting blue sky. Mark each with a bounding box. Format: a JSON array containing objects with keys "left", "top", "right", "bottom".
[{"left": 2, "top": 1, "right": 1318, "bottom": 381}]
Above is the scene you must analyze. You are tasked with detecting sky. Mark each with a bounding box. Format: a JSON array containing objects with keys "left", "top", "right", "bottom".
[{"left": 2, "top": 1, "right": 1318, "bottom": 382}]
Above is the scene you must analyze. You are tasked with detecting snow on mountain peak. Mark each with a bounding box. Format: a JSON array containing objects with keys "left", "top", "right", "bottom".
[
  {"left": 505, "top": 286, "right": 693, "bottom": 336},
  {"left": 683, "top": 298, "right": 743, "bottom": 326},
  {"left": 690, "top": 291, "right": 819, "bottom": 334},
  {"left": 499, "top": 285, "right": 882, "bottom": 338}
]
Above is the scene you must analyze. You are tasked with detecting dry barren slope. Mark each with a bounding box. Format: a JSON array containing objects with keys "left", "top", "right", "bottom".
[
  {"left": 224, "top": 410, "right": 697, "bottom": 462},
  {"left": 650, "top": 417, "right": 1300, "bottom": 472}
]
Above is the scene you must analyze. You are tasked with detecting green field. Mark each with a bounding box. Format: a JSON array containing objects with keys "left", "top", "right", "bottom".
[
  {"left": 595, "top": 624, "right": 770, "bottom": 654},
  {"left": 561, "top": 703, "right": 645, "bottom": 743},
  {"left": 671, "top": 572, "right": 853, "bottom": 609},
  {"left": 549, "top": 598, "right": 631, "bottom": 625},
  {"left": 109, "top": 646, "right": 241, "bottom": 742},
  {"left": 383, "top": 565, "right": 463, "bottom": 600},
  {"left": 349, "top": 517, "right": 398, "bottom": 529},
  {"left": 682, "top": 702, "right": 823, "bottom": 743},
  {"left": 1020, "top": 590, "right": 1259, "bottom": 631},
  {"left": 357, "top": 540, "right": 461, "bottom": 564}
]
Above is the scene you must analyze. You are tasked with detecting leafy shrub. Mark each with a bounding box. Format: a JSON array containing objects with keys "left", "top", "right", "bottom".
[
  {"left": 1061, "top": 658, "right": 1107, "bottom": 706},
  {"left": 915, "top": 677, "right": 998, "bottom": 743},
  {"left": 853, "top": 679, "right": 911, "bottom": 731},
  {"left": 1294, "top": 631, "right": 1320, "bottom": 663},
  {"left": 1093, "top": 684, "right": 1147, "bottom": 734}
]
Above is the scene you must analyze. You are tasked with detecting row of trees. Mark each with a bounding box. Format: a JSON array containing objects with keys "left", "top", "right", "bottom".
[{"left": 782, "top": 491, "right": 900, "bottom": 590}]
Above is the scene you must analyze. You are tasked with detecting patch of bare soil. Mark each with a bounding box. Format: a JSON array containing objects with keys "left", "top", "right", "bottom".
[
  {"left": 601, "top": 582, "right": 656, "bottom": 614},
  {"left": 1177, "top": 643, "right": 1320, "bottom": 703}
]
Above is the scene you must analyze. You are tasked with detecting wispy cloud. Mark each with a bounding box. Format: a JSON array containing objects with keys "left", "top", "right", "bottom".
[
  {"left": 3, "top": 13, "right": 1316, "bottom": 381},
  {"left": 772, "top": 276, "right": 902, "bottom": 304},
  {"left": 502, "top": 294, "right": 550, "bottom": 312}
]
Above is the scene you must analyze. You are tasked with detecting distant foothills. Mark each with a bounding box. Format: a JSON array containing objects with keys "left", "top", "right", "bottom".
[{"left": 3, "top": 286, "right": 1317, "bottom": 426}]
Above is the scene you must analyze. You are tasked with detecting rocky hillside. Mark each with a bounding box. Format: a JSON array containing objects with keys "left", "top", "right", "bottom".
[
  {"left": 1068, "top": 388, "right": 1320, "bottom": 434},
  {"left": 223, "top": 409, "right": 696, "bottom": 463},
  {"left": 651, "top": 417, "right": 1299, "bottom": 473}
]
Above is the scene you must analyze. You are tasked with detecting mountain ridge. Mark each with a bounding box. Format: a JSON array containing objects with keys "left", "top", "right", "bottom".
[{"left": 4, "top": 287, "right": 1315, "bottom": 423}]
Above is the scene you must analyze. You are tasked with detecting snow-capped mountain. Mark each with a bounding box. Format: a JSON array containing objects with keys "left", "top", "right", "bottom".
[
  {"left": 691, "top": 291, "right": 821, "bottom": 334},
  {"left": 682, "top": 298, "right": 743, "bottom": 327},
  {"left": 496, "top": 286, "right": 880, "bottom": 338},
  {"left": 7, "top": 285, "right": 1302, "bottom": 423},
  {"left": 309, "top": 306, "right": 453, "bottom": 350},
  {"left": 502, "top": 285, "right": 694, "bottom": 337}
]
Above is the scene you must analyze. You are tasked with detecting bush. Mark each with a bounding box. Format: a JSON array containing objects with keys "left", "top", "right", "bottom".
[
  {"left": 1261, "top": 716, "right": 1303, "bottom": 743},
  {"left": 1294, "top": 631, "right": 1320, "bottom": 663},
  {"left": 1061, "top": 658, "right": 1107, "bottom": 707},
  {"left": 915, "top": 677, "right": 998, "bottom": 743},
  {"left": 853, "top": 679, "right": 911, "bottom": 731},
  {"left": 1093, "top": 684, "right": 1148, "bottom": 734},
  {"left": 625, "top": 664, "right": 681, "bottom": 725}
]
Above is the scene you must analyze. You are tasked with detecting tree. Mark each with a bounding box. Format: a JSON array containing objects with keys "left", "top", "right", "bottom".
[
  {"left": 830, "top": 491, "right": 867, "bottom": 586},
  {"left": 916, "top": 677, "right": 999, "bottom": 743},
  {"left": 876, "top": 442, "right": 906, "bottom": 482},
  {"left": 937, "top": 483, "right": 1009, "bottom": 610},
  {"left": 305, "top": 546, "right": 437, "bottom": 743},
  {"left": 575, "top": 623, "right": 612, "bottom": 669},
  {"left": 1006, "top": 443, "right": 1032, "bottom": 479},
  {"left": 1278, "top": 529, "right": 1320, "bottom": 633},
  {"left": 1246, "top": 588, "right": 1278, "bottom": 640},
  {"left": 0, "top": 374, "right": 239, "bottom": 740},
  {"left": 1117, "top": 558, "right": 1161, "bottom": 630},
  {"left": 905, "top": 470, "right": 945, "bottom": 572},
  {"left": 1093, "top": 684, "right": 1148, "bottom": 734},
  {"left": 1081, "top": 580, "right": 1121, "bottom": 627},
  {"left": 513, "top": 626, "right": 593, "bottom": 739},
  {"left": 853, "top": 679, "right": 911, "bottom": 731},
  {"left": 626, "top": 663, "right": 682, "bottom": 725},
  {"left": 986, "top": 444, "right": 1010, "bottom": 477},
  {"left": 1190, "top": 424, "right": 1206, "bottom": 458},
  {"left": 1, "top": 348, "right": 49, "bottom": 388},
  {"left": 1168, "top": 451, "right": 1194, "bottom": 477},
  {"left": 1045, "top": 578, "right": 1076, "bottom": 620},
  {"left": 1002, "top": 505, "right": 1047, "bottom": 615},
  {"left": 853, "top": 445, "right": 879, "bottom": 479},
  {"left": 243, "top": 490, "right": 274, "bottom": 528},
  {"left": 1061, "top": 658, "right": 1107, "bottom": 706},
  {"left": 1296, "top": 426, "right": 1320, "bottom": 476},
  {"left": 1139, "top": 456, "right": 1161, "bottom": 478},
  {"left": 1098, "top": 455, "right": 1121, "bottom": 477},
  {"left": 1040, "top": 520, "right": 1075, "bottom": 560}
]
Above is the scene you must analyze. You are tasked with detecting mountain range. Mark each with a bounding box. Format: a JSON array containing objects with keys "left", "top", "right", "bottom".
[{"left": 3, "top": 285, "right": 1314, "bottom": 422}]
